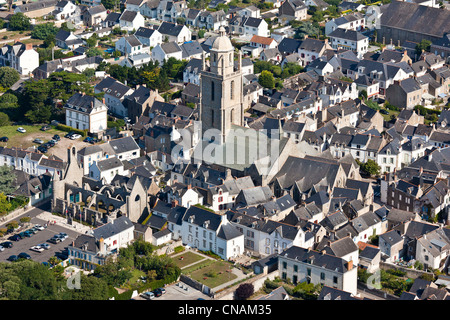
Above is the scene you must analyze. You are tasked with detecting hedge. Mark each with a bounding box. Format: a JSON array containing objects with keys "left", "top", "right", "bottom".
[{"left": 56, "top": 124, "right": 87, "bottom": 137}]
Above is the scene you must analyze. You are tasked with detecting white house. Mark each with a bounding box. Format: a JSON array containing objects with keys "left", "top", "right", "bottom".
[
  {"left": 151, "top": 42, "right": 183, "bottom": 65},
  {"left": 180, "top": 206, "right": 244, "bottom": 260},
  {"left": 53, "top": 0, "right": 80, "bottom": 22},
  {"left": 108, "top": 136, "right": 141, "bottom": 162},
  {"left": 89, "top": 157, "right": 127, "bottom": 184},
  {"left": 68, "top": 216, "right": 134, "bottom": 270},
  {"left": 115, "top": 35, "right": 147, "bottom": 56},
  {"left": 134, "top": 27, "right": 162, "bottom": 48},
  {"left": 94, "top": 76, "right": 135, "bottom": 118},
  {"left": 328, "top": 28, "right": 369, "bottom": 58},
  {"left": 278, "top": 246, "right": 358, "bottom": 295},
  {"left": 157, "top": 22, "right": 192, "bottom": 44},
  {"left": 325, "top": 12, "right": 365, "bottom": 36},
  {"left": 65, "top": 93, "right": 108, "bottom": 133},
  {"left": 0, "top": 42, "right": 39, "bottom": 75},
  {"left": 119, "top": 10, "right": 146, "bottom": 32},
  {"left": 228, "top": 211, "right": 307, "bottom": 257},
  {"left": 166, "top": 183, "right": 204, "bottom": 208}
]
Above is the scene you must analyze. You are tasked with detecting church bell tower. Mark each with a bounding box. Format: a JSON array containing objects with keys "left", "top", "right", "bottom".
[{"left": 200, "top": 26, "right": 244, "bottom": 144}]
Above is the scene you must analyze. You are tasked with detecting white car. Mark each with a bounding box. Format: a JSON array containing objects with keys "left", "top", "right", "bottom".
[
  {"left": 39, "top": 243, "right": 50, "bottom": 250},
  {"left": 30, "top": 245, "right": 44, "bottom": 253},
  {"left": 34, "top": 224, "right": 45, "bottom": 231},
  {"left": 70, "top": 134, "right": 82, "bottom": 140},
  {"left": 0, "top": 246, "right": 4, "bottom": 252},
  {"left": 17, "top": 127, "right": 26, "bottom": 133}
]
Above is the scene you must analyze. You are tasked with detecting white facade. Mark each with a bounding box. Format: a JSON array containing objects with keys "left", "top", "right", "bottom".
[
  {"left": 65, "top": 103, "right": 107, "bottom": 133},
  {"left": 115, "top": 36, "right": 147, "bottom": 56},
  {"left": 151, "top": 43, "right": 183, "bottom": 65},
  {"left": 119, "top": 10, "right": 146, "bottom": 32},
  {"left": 279, "top": 247, "right": 358, "bottom": 295},
  {"left": 135, "top": 28, "right": 162, "bottom": 48},
  {"left": 89, "top": 159, "right": 127, "bottom": 184}
]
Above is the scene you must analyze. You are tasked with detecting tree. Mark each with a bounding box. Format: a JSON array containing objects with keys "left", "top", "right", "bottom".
[
  {"left": 86, "top": 47, "right": 103, "bottom": 57},
  {"left": 0, "top": 193, "right": 11, "bottom": 215},
  {"left": 258, "top": 70, "right": 275, "bottom": 89},
  {"left": 30, "top": 23, "right": 59, "bottom": 40},
  {"left": 198, "top": 29, "right": 206, "bottom": 39},
  {"left": 85, "top": 34, "right": 98, "bottom": 48},
  {"left": 235, "top": 283, "right": 254, "bottom": 300},
  {"left": 101, "top": 0, "right": 120, "bottom": 10},
  {"left": 360, "top": 159, "right": 381, "bottom": 176},
  {"left": 0, "top": 165, "right": 16, "bottom": 195},
  {"left": 0, "top": 67, "right": 20, "bottom": 88},
  {"left": 0, "top": 112, "right": 10, "bottom": 127},
  {"left": 8, "top": 12, "right": 30, "bottom": 31},
  {"left": 415, "top": 39, "right": 431, "bottom": 55}
]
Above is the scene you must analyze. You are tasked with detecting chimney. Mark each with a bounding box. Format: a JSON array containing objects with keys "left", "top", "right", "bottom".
[
  {"left": 171, "top": 199, "right": 179, "bottom": 208},
  {"left": 347, "top": 260, "right": 353, "bottom": 270},
  {"left": 187, "top": 184, "right": 191, "bottom": 190},
  {"left": 25, "top": 43, "right": 33, "bottom": 50},
  {"left": 102, "top": 98, "right": 106, "bottom": 105},
  {"left": 99, "top": 237, "right": 105, "bottom": 254}
]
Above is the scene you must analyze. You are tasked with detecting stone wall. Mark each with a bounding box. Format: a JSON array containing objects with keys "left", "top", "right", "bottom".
[
  {"left": 380, "top": 261, "right": 434, "bottom": 279},
  {"left": 214, "top": 271, "right": 278, "bottom": 300}
]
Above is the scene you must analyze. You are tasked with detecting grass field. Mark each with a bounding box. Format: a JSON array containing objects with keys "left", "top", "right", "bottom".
[
  {"left": 172, "top": 251, "right": 208, "bottom": 269},
  {"left": 188, "top": 260, "right": 237, "bottom": 289},
  {"left": 0, "top": 125, "right": 66, "bottom": 150}
]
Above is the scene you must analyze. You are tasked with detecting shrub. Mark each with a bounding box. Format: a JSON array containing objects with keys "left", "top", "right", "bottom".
[
  {"left": 173, "top": 246, "right": 185, "bottom": 254},
  {"left": 235, "top": 283, "right": 254, "bottom": 300},
  {"left": 56, "top": 124, "right": 86, "bottom": 137}
]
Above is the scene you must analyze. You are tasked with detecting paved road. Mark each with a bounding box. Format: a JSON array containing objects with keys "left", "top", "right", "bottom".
[{"left": 0, "top": 203, "right": 83, "bottom": 263}]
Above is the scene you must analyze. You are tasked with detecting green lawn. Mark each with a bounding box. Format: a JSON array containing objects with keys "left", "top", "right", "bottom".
[
  {"left": 0, "top": 125, "right": 66, "bottom": 149},
  {"left": 172, "top": 251, "right": 208, "bottom": 269},
  {"left": 187, "top": 260, "right": 237, "bottom": 289}
]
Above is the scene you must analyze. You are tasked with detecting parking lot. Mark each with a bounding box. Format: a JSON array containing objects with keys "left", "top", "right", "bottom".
[
  {"left": 133, "top": 282, "right": 212, "bottom": 301},
  {"left": 0, "top": 215, "right": 81, "bottom": 264}
]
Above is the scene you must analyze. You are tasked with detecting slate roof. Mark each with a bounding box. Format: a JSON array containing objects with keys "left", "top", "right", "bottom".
[
  {"left": 158, "top": 22, "right": 185, "bottom": 36},
  {"left": 280, "top": 246, "right": 351, "bottom": 273},
  {"left": 109, "top": 136, "right": 139, "bottom": 154},
  {"left": 379, "top": 1, "right": 450, "bottom": 39},
  {"left": 120, "top": 10, "right": 138, "bottom": 22},
  {"left": 160, "top": 41, "right": 182, "bottom": 54},
  {"left": 93, "top": 216, "right": 134, "bottom": 239},
  {"left": 328, "top": 28, "right": 367, "bottom": 41},
  {"left": 66, "top": 93, "right": 105, "bottom": 114},
  {"left": 277, "top": 38, "right": 302, "bottom": 55}
]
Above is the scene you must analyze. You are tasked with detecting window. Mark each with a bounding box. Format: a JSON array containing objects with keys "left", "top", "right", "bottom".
[
  {"left": 230, "top": 80, "right": 234, "bottom": 100},
  {"left": 293, "top": 265, "right": 298, "bottom": 272},
  {"left": 211, "top": 81, "right": 215, "bottom": 101},
  {"left": 307, "top": 268, "right": 311, "bottom": 276},
  {"left": 282, "top": 261, "right": 287, "bottom": 269},
  {"left": 333, "top": 276, "right": 338, "bottom": 284},
  {"left": 320, "top": 272, "right": 325, "bottom": 281}
]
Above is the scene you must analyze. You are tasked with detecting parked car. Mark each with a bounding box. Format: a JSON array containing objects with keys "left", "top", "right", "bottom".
[
  {"left": 37, "top": 146, "right": 48, "bottom": 153},
  {"left": 34, "top": 224, "right": 45, "bottom": 231},
  {"left": 0, "top": 136, "right": 8, "bottom": 142},
  {"left": 70, "top": 133, "right": 82, "bottom": 140},
  {"left": 33, "top": 138, "right": 44, "bottom": 144},
  {"left": 380, "top": 109, "right": 389, "bottom": 115},
  {"left": 17, "top": 127, "right": 26, "bottom": 133},
  {"left": 40, "top": 125, "right": 51, "bottom": 131},
  {"left": 9, "top": 235, "right": 21, "bottom": 242},
  {"left": 49, "top": 139, "right": 58, "bottom": 145},
  {"left": 0, "top": 245, "right": 4, "bottom": 252},
  {"left": 1, "top": 241, "right": 13, "bottom": 248},
  {"left": 153, "top": 289, "right": 163, "bottom": 297},
  {"left": 30, "top": 245, "right": 44, "bottom": 253},
  {"left": 141, "top": 291, "right": 155, "bottom": 300},
  {"left": 64, "top": 132, "right": 75, "bottom": 139},
  {"left": 7, "top": 255, "right": 18, "bottom": 262},
  {"left": 45, "top": 140, "right": 55, "bottom": 148},
  {"left": 158, "top": 288, "right": 166, "bottom": 294},
  {"left": 48, "top": 237, "right": 61, "bottom": 244},
  {"left": 18, "top": 252, "right": 31, "bottom": 260},
  {"left": 52, "top": 134, "right": 61, "bottom": 141},
  {"left": 23, "top": 231, "right": 33, "bottom": 237},
  {"left": 58, "top": 232, "right": 68, "bottom": 240},
  {"left": 40, "top": 243, "right": 50, "bottom": 250},
  {"left": 84, "top": 136, "right": 93, "bottom": 143}
]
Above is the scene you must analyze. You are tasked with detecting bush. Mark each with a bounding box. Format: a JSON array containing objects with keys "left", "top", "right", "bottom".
[
  {"left": 234, "top": 283, "right": 254, "bottom": 300},
  {"left": 173, "top": 246, "right": 185, "bottom": 254},
  {"left": 56, "top": 124, "right": 87, "bottom": 137}
]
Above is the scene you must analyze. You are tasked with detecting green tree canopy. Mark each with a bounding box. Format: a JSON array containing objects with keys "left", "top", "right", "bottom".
[
  {"left": 258, "top": 70, "right": 275, "bottom": 89},
  {"left": 0, "top": 67, "right": 20, "bottom": 88},
  {"left": 8, "top": 12, "right": 31, "bottom": 31},
  {"left": 30, "top": 23, "right": 59, "bottom": 40}
]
